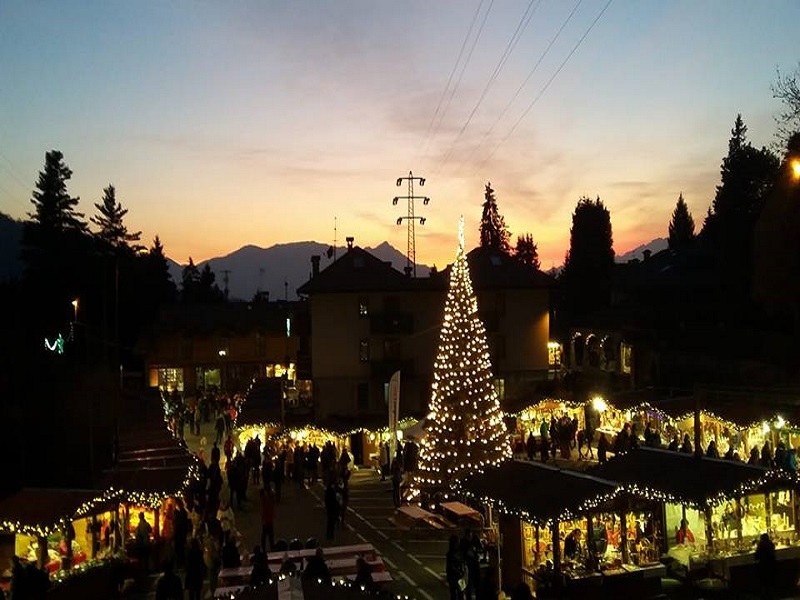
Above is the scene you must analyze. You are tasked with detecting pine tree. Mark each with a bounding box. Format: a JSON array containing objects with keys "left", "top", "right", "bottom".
[
  {"left": 668, "top": 193, "right": 695, "bottom": 250},
  {"left": 181, "top": 258, "right": 200, "bottom": 303},
  {"left": 412, "top": 219, "right": 510, "bottom": 505},
  {"left": 29, "top": 150, "right": 85, "bottom": 232},
  {"left": 146, "top": 235, "right": 177, "bottom": 304},
  {"left": 91, "top": 184, "right": 143, "bottom": 251},
  {"left": 479, "top": 182, "right": 511, "bottom": 253},
  {"left": 514, "top": 233, "right": 540, "bottom": 269}
]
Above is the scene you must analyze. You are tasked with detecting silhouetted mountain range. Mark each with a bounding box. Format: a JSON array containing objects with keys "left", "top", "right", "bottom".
[
  {"left": 616, "top": 238, "right": 668, "bottom": 263},
  {"left": 169, "top": 241, "right": 430, "bottom": 301}
]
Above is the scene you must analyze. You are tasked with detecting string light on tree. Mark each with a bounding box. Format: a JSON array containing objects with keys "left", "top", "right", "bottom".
[{"left": 412, "top": 217, "right": 510, "bottom": 505}]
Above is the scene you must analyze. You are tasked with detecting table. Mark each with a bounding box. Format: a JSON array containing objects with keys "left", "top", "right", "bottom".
[
  {"left": 441, "top": 501, "right": 482, "bottom": 524},
  {"left": 218, "top": 565, "right": 252, "bottom": 585},
  {"left": 397, "top": 505, "right": 435, "bottom": 521},
  {"left": 266, "top": 543, "right": 376, "bottom": 571}
]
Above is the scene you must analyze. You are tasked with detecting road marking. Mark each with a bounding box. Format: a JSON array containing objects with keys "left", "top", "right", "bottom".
[
  {"left": 407, "top": 554, "right": 423, "bottom": 565},
  {"left": 424, "top": 566, "right": 444, "bottom": 582},
  {"left": 354, "top": 531, "right": 369, "bottom": 543},
  {"left": 400, "top": 572, "right": 417, "bottom": 588},
  {"left": 391, "top": 541, "right": 404, "bottom": 552},
  {"left": 414, "top": 588, "right": 437, "bottom": 600},
  {"left": 374, "top": 529, "right": 389, "bottom": 540},
  {"left": 382, "top": 556, "right": 397, "bottom": 570}
]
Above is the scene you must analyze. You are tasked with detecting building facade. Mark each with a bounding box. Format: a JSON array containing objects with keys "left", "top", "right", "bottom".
[
  {"left": 139, "top": 301, "right": 309, "bottom": 399},
  {"left": 297, "top": 242, "right": 554, "bottom": 420}
]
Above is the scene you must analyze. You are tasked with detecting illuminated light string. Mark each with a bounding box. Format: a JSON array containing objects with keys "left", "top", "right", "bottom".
[
  {"left": 457, "top": 466, "right": 797, "bottom": 527},
  {"left": 412, "top": 220, "right": 511, "bottom": 503}
]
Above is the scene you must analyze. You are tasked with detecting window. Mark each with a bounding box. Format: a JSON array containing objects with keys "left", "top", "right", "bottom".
[
  {"left": 548, "top": 342, "right": 562, "bottom": 366},
  {"left": 495, "top": 292, "right": 506, "bottom": 317},
  {"left": 490, "top": 335, "right": 506, "bottom": 360},
  {"left": 218, "top": 336, "right": 230, "bottom": 358},
  {"left": 359, "top": 339, "right": 370, "bottom": 362},
  {"left": 494, "top": 378, "right": 505, "bottom": 401},
  {"left": 255, "top": 333, "right": 267, "bottom": 357},
  {"left": 180, "top": 337, "right": 193, "bottom": 360},
  {"left": 357, "top": 383, "right": 369, "bottom": 410},
  {"left": 384, "top": 338, "right": 401, "bottom": 359}
]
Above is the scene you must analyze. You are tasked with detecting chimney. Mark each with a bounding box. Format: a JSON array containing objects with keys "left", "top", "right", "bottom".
[
  {"left": 311, "top": 255, "right": 320, "bottom": 278},
  {"left": 346, "top": 237, "right": 354, "bottom": 251},
  {"left": 643, "top": 249, "right": 652, "bottom": 261}
]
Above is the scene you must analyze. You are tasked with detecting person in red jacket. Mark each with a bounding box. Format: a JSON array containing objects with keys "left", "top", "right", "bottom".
[{"left": 676, "top": 519, "right": 695, "bottom": 544}]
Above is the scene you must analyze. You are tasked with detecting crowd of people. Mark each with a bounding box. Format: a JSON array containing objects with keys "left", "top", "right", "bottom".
[
  {"left": 515, "top": 410, "right": 800, "bottom": 475},
  {"left": 162, "top": 387, "right": 242, "bottom": 443}
]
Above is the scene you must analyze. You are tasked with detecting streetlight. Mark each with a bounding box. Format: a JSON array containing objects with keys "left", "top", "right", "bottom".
[
  {"left": 71, "top": 298, "right": 79, "bottom": 322},
  {"left": 791, "top": 158, "right": 800, "bottom": 181}
]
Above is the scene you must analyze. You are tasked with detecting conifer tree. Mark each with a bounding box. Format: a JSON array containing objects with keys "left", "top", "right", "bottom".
[
  {"left": 668, "top": 193, "right": 695, "bottom": 250},
  {"left": 479, "top": 182, "right": 511, "bottom": 253},
  {"left": 29, "top": 150, "right": 85, "bottom": 232},
  {"left": 514, "top": 233, "right": 540, "bottom": 269},
  {"left": 412, "top": 218, "right": 510, "bottom": 505},
  {"left": 91, "top": 185, "right": 143, "bottom": 251}
]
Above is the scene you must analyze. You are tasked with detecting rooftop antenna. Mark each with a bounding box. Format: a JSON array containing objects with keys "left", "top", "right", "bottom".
[
  {"left": 221, "top": 269, "right": 231, "bottom": 299},
  {"left": 392, "top": 171, "right": 430, "bottom": 278}
]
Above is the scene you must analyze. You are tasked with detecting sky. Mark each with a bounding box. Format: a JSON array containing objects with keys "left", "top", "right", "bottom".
[{"left": 1, "top": 1, "right": 798, "bottom": 270}]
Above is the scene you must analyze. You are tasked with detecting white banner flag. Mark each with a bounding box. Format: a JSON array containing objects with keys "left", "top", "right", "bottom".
[{"left": 388, "top": 370, "right": 401, "bottom": 460}]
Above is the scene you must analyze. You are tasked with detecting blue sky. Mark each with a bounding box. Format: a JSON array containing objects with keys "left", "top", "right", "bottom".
[{"left": 1, "top": 1, "right": 797, "bottom": 269}]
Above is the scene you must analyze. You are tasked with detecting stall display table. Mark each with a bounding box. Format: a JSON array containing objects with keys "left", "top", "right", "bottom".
[{"left": 440, "top": 501, "right": 482, "bottom": 526}]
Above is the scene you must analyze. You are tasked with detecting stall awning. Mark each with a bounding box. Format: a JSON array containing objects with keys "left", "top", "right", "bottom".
[
  {"left": 461, "top": 460, "right": 618, "bottom": 524},
  {"left": 589, "top": 446, "right": 776, "bottom": 506},
  {"left": 0, "top": 488, "right": 114, "bottom": 536}
]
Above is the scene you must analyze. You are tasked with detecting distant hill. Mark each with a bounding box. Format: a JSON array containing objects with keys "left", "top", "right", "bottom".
[
  {"left": 0, "top": 213, "right": 23, "bottom": 281},
  {"left": 616, "top": 238, "right": 668, "bottom": 263},
  {"left": 168, "top": 241, "right": 429, "bottom": 301}
]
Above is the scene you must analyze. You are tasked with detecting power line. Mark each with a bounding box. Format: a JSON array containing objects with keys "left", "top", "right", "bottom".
[
  {"left": 435, "top": 0, "right": 541, "bottom": 175},
  {"left": 453, "top": 0, "right": 583, "bottom": 176},
  {"left": 425, "top": 0, "right": 495, "bottom": 163},
  {"left": 480, "top": 0, "right": 613, "bottom": 169},
  {"left": 420, "top": 0, "right": 485, "bottom": 161}
]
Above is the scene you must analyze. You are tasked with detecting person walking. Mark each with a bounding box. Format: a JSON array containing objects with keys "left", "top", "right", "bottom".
[
  {"left": 446, "top": 534, "right": 466, "bottom": 600},
  {"left": 184, "top": 538, "right": 206, "bottom": 600},
  {"left": 339, "top": 469, "right": 351, "bottom": 525},
  {"left": 391, "top": 459, "right": 403, "bottom": 508},
  {"left": 155, "top": 561, "right": 183, "bottom": 600},
  {"left": 755, "top": 532, "right": 776, "bottom": 600},
  {"left": 202, "top": 528, "right": 221, "bottom": 597},
  {"left": 173, "top": 498, "right": 189, "bottom": 569},
  {"left": 597, "top": 433, "right": 609, "bottom": 465},
  {"left": 259, "top": 487, "right": 276, "bottom": 552},
  {"left": 135, "top": 512, "right": 153, "bottom": 575},
  {"left": 324, "top": 482, "right": 339, "bottom": 540}
]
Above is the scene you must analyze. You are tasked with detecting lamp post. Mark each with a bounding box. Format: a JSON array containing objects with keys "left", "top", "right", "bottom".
[
  {"left": 791, "top": 158, "right": 800, "bottom": 181},
  {"left": 71, "top": 298, "right": 79, "bottom": 323}
]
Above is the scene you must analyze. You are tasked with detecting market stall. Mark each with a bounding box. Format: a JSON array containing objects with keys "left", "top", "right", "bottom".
[
  {"left": 656, "top": 395, "right": 800, "bottom": 460},
  {"left": 0, "top": 487, "right": 120, "bottom": 595},
  {"left": 461, "top": 459, "right": 665, "bottom": 598},
  {"left": 590, "top": 446, "right": 798, "bottom": 595}
]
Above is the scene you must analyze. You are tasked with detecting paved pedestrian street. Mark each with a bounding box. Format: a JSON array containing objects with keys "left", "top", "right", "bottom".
[{"left": 132, "top": 420, "right": 451, "bottom": 599}]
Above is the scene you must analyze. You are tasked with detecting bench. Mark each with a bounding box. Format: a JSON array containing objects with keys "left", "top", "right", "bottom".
[{"left": 346, "top": 570, "right": 393, "bottom": 584}]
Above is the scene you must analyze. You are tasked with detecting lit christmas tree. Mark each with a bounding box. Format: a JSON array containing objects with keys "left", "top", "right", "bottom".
[{"left": 412, "top": 218, "right": 510, "bottom": 505}]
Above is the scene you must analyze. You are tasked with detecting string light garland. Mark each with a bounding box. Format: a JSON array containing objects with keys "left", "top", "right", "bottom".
[
  {"left": 219, "top": 573, "right": 416, "bottom": 599},
  {"left": 411, "top": 218, "right": 511, "bottom": 504}
]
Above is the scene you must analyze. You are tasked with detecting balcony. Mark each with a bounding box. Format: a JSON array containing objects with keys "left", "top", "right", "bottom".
[
  {"left": 369, "top": 312, "right": 414, "bottom": 335},
  {"left": 369, "top": 358, "right": 414, "bottom": 380}
]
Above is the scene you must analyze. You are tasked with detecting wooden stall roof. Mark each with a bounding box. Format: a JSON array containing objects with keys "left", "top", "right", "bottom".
[
  {"left": 0, "top": 488, "right": 113, "bottom": 533},
  {"left": 588, "top": 447, "right": 774, "bottom": 506},
  {"left": 461, "top": 460, "right": 618, "bottom": 523},
  {"left": 652, "top": 394, "right": 800, "bottom": 428},
  {"left": 100, "top": 388, "right": 198, "bottom": 502}
]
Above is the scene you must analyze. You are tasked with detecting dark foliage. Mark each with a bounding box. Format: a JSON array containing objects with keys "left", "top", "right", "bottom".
[
  {"left": 479, "top": 182, "right": 511, "bottom": 254},
  {"left": 668, "top": 193, "right": 695, "bottom": 251},
  {"left": 560, "top": 196, "right": 614, "bottom": 319}
]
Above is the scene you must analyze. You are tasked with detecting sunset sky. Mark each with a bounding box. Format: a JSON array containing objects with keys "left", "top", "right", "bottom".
[{"left": 1, "top": 1, "right": 797, "bottom": 270}]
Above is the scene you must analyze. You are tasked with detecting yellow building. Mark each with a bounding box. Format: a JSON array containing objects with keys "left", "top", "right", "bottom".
[
  {"left": 297, "top": 242, "right": 554, "bottom": 420},
  {"left": 139, "top": 301, "right": 308, "bottom": 395}
]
